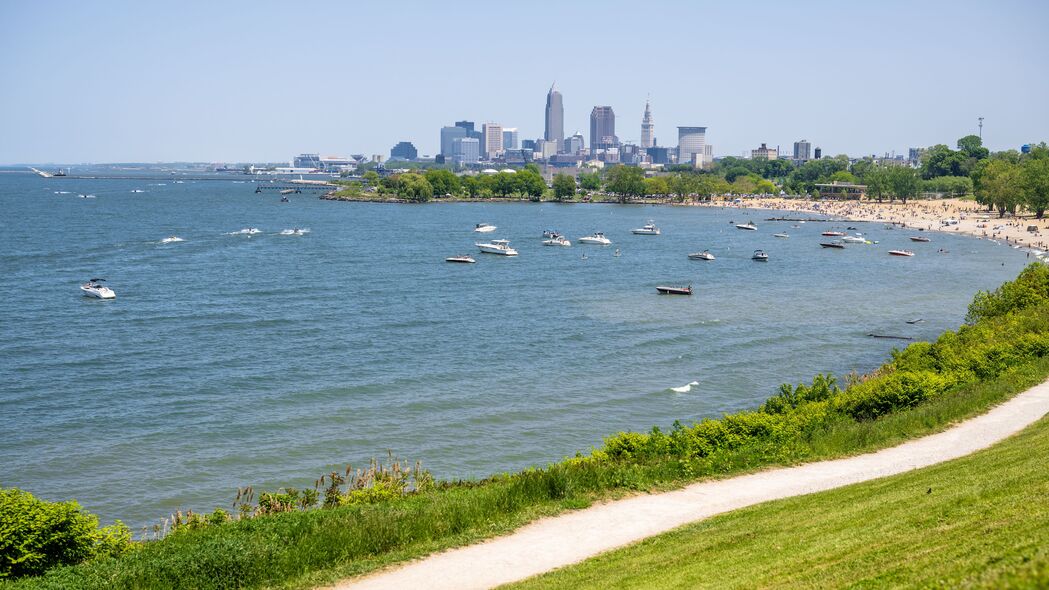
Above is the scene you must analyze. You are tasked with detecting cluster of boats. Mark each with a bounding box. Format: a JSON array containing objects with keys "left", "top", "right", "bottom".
[{"left": 464, "top": 222, "right": 658, "bottom": 261}]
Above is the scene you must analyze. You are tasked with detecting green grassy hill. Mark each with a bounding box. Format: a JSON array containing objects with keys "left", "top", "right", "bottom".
[{"left": 509, "top": 415, "right": 1049, "bottom": 590}]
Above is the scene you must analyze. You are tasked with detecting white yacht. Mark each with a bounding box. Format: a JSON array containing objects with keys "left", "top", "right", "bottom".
[
  {"left": 841, "top": 235, "right": 866, "bottom": 244},
  {"left": 543, "top": 235, "right": 571, "bottom": 247},
  {"left": 578, "top": 232, "right": 612, "bottom": 245},
  {"left": 688, "top": 250, "right": 715, "bottom": 261},
  {"left": 474, "top": 223, "right": 497, "bottom": 233},
  {"left": 80, "top": 278, "right": 115, "bottom": 299},
  {"left": 752, "top": 249, "right": 769, "bottom": 261},
  {"left": 476, "top": 239, "right": 518, "bottom": 256},
  {"left": 735, "top": 221, "right": 758, "bottom": 231},
  {"left": 631, "top": 221, "right": 661, "bottom": 235}
]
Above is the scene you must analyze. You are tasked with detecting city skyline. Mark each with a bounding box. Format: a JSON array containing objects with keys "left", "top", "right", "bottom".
[{"left": 2, "top": 0, "right": 1048, "bottom": 163}]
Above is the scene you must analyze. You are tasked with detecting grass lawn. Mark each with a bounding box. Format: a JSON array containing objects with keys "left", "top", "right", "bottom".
[{"left": 509, "top": 416, "right": 1049, "bottom": 590}]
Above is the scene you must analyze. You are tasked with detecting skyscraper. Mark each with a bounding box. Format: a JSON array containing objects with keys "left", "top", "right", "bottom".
[
  {"left": 482, "top": 123, "right": 503, "bottom": 159},
  {"left": 641, "top": 100, "right": 654, "bottom": 148},
  {"left": 440, "top": 126, "right": 467, "bottom": 157},
  {"left": 452, "top": 137, "right": 479, "bottom": 164},
  {"left": 390, "top": 141, "right": 418, "bottom": 161},
  {"left": 793, "top": 139, "right": 812, "bottom": 161},
  {"left": 565, "top": 133, "right": 584, "bottom": 155},
  {"left": 502, "top": 128, "right": 519, "bottom": 150},
  {"left": 544, "top": 83, "right": 564, "bottom": 152},
  {"left": 677, "top": 127, "right": 707, "bottom": 167},
  {"left": 590, "top": 106, "right": 616, "bottom": 151}
]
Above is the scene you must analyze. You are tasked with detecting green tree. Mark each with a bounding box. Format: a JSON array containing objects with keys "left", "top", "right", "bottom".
[
  {"left": 723, "top": 166, "right": 751, "bottom": 183},
  {"left": 978, "top": 160, "right": 1024, "bottom": 217},
  {"left": 957, "top": 134, "right": 990, "bottom": 160},
  {"left": 552, "top": 174, "right": 577, "bottom": 201},
  {"left": 865, "top": 166, "right": 890, "bottom": 202},
  {"left": 397, "top": 173, "right": 433, "bottom": 202},
  {"left": 514, "top": 169, "right": 547, "bottom": 198},
  {"left": 362, "top": 170, "right": 380, "bottom": 185},
  {"left": 920, "top": 144, "right": 969, "bottom": 179},
  {"left": 1022, "top": 157, "right": 1049, "bottom": 218},
  {"left": 644, "top": 176, "right": 670, "bottom": 197},
  {"left": 423, "top": 169, "right": 460, "bottom": 197},
  {"left": 578, "top": 171, "right": 602, "bottom": 191},
  {"left": 887, "top": 166, "right": 921, "bottom": 203},
  {"left": 828, "top": 170, "right": 859, "bottom": 184},
  {"left": 605, "top": 165, "right": 646, "bottom": 202}
]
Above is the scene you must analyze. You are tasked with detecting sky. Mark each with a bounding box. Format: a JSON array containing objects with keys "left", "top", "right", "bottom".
[{"left": 2, "top": 0, "right": 1047, "bottom": 164}]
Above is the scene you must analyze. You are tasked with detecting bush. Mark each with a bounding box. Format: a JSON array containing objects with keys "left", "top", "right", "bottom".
[{"left": 0, "top": 488, "right": 132, "bottom": 579}]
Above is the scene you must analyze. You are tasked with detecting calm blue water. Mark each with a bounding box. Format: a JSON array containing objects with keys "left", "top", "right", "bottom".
[{"left": 0, "top": 169, "right": 1030, "bottom": 529}]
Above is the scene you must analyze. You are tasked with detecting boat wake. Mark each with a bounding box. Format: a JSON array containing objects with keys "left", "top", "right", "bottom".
[
  {"left": 78, "top": 194, "right": 96, "bottom": 199},
  {"left": 130, "top": 189, "right": 145, "bottom": 193},
  {"left": 279, "top": 228, "right": 310, "bottom": 236},
  {"left": 669, "top": 381, "right": 699, "bottom": 393},
  {"left": 54, "top": 191, "right": 70, "bottom": 194},
  {"left": 228, "top": 228, "right": 261, "bottom": 235}
]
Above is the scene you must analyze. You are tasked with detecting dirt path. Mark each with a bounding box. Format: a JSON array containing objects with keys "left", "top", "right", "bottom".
[{"left": 332, "top": 380, "right": 1049, "bottom": 590}]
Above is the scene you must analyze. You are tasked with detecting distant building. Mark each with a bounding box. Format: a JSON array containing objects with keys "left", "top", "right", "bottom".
[
  {"left": 502, "top": 128, "right": 519, "bottom": 150},
  {"left": 640, "top": 100, "right": 655, "bottom": 149},
  {"left": 1022, "top": 144, "right": 1033, "bottom": 154},
  {"left": 293, "top": 153, "right": 321, "bottom": 169},
  {"left": 482, "top": 123, "right": 504, "bottom": 159},
  {"left": 704, "top": 145, "right": 713, "bottom": 160},
  {"left": 814, "top": 147, "right": 822, "bottom": 160},
  {"left": 440, "top": 126, "right": 467, "bottom": 157},
  {"left": 909, "top": 147, "right": 924, "bottom": 162},
  {"left": 390, "top": 142, "right": 418, "bottom": 161},
  {"left": 620, "top": 143, "right": 641, "bottom": 165},
  {"left": 647, "top": 146, "right": 671, "bottom": 165},
  {"left": 751, "top": 143, "right": 778, "bottom": 160},
  {"left": 793, "top": 140, "right": 812, "bottom": 161},
  {"left": 522, "top": 139, "right": 537, "bottom": 151},
  {"left": 319, "top": 155, "right": 355, "bottom": 172},
  {"left": 678, "top": 127, "right": 708, "bottom": 168},
  {"left": 590, "top": 106, "right": 617, "bottom": 151},
  {"left": 541, "top": 140, "right": 559, "bottom": 160},
  {"left": 504, "top": 148, "right": 533, "bottom": 165},
  {"left": 452, "top": 137, "right": 480, "bottom": 164},
  {"left": 545, "top": 84, "right": 564, "bottom": 152},
  {"left": 565, "top": 133, "right": 585, "bottom": 155},
  {"left": 455, "top": 120, "right": 484, "bottom": 147}
]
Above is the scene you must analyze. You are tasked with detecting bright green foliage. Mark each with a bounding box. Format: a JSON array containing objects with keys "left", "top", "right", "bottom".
[
  {"left": 605, "top": 166, "right": 646, "bottom": 201},
  {"left": 422, "top": 169, "right": 460, "bottom": 196},
  {"left": 643, "top": 176, "right": 669, "bottom": 197},
  {"left": 968, "top": 263, "right": 1049, "bottom": 323},
  {"left": 1022, "top": 157, "right": 1049, "bottom": 218},
  {"left": 577, "top": 171, "right": 602, "bottom": 191},
  {"left": 552, "top": 174, "right": 576, "bottom": 201},
  {"left": 923, "top": 175, "right": 973, "bottom": 196},
  {"left": 0, "top": 488, "right": 132, "bottom": 579}
]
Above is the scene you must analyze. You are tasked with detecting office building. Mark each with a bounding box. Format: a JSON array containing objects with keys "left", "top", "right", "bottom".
[
  {"left": 590, "top": 106, "right": 617, "bottom": 151},
  {"left": 390, "top": 142, "right": 418, "bottom": 161},
  {"left": 502, "top": 128, "right": 519, "bottom": 150},
  {"left": 522, "top": 139, "right": 537, "bottom": 151},
  {"left": 565, "top": 133, "right": 584, "bottom": 155},
  {"left": 452, "top": 137, "right": 480, "bottom": 164},
  {"left": 647, "top": 147, "right": 671, "bottom": 165},
  {"left": 545, "top": 84, "right": 564, "bottom": 152},
  {"left": 793, "top": 139, "right": 812, "bottom": 161},
  {"left": 751, "top": 143, "right": 778, "bottom": 160},
  {"left": 541, "top": 140, "right": 559, "bottom": 160},
  {"left": 677, "top": 127, "right": 707, "bottom": 168},
  {"left": 909, "top": 147, "right": 924, "bottom": 162},
  {"left": 814, "top": 147, "right": 822, "bottom": 159},
  {"left": 440, "top": 126, "right": 467, "bottom": 157},
  {"left": 640, "top": 100, "right": 654, "bottom": 148},
  {"left": 482, "top": 123, "right": 504, "bottom": 159},
  {"left": 293, "top": 153, "right": 321, "bottom": 169}
]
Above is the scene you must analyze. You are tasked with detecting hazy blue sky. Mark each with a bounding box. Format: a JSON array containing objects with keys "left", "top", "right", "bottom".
[{"left": 2, "top": 0, "right": 1047, "bottom": 164}]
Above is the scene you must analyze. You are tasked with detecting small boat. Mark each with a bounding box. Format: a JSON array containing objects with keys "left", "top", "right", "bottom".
[
  {"left": 841, "top": 235, "right": 866, "bottom": 244},
  {"left": 820, "top": 241, "right": 846, "bottom": 249},
  {"left": 821, "top": 231, "right": 846, "bottom": 237},
  {"left": 889, "top": 249, "right": 915, "bottom": 257},
  {"left": 542, "top": 229, "right": 559, "bottom": 238},
  {"left": 752, "top": 249, "right": 769, "bottom": 261},
  {"left": 631, "top": 221, "right": 661, "bottom": 235},
  {"left": 578, "top": 232, "right": 612, "bottom": 245},
  {"left": 160, "top": 236, "right": 184, "bottom": 244},
  {"left": 280, "top": 196, "right": 289, "bottom": 203},
  {"left": 446, "top": 255, "right": 476, "bottom": 264},
  {"left": 474, "top": 223, "right": 497, "bottom": 233},
  {"left": 613, "top": 248, "right": 621, "bottom": 257},
  {"left": 773, "top": 233, "right": 789, "bottom": 238},
  {"left": 656, "top": 284, "right": 693, "bottom": 295},
  {"left": 910, "top": 236, "right": 932, "bottom": 242},
  {"left": 80, "top": 278, "right": 115, "bottom": 299},
  {"left": 846, "top": 226, "right": 858, "bottom": 230},
  {"left": 476, "top": 239, "right": 518, "bottom": 256},
  {"left": 543, "top": 235, "right": 571, "bottom": 247},
  {"left": 688, "top": 250, "right": 715, "bottom": 261},
  {"left": 735, "top": 221, "right": 758, "bottom": 231}
]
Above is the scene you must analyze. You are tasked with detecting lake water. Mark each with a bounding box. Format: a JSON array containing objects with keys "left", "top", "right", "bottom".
[{"left": 0, "top": 169, "right": 1030, "bottom": 529}]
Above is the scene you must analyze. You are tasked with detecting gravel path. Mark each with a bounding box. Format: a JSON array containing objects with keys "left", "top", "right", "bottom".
[{"left": 332, "top": 380, "right": 1049, "bottom": 590}]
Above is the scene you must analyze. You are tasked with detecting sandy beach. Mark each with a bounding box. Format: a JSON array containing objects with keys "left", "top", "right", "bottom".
[{"left": 693, "top": 197, "right": 1049, "bottom": 256}]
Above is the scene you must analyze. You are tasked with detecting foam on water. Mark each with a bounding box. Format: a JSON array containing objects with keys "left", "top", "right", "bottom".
[
  {"left": 670, "top": 381, "right": 699, "bottom": 393},
  {"left": 159, "top": 236, "right": 184, "bottom": 244}
]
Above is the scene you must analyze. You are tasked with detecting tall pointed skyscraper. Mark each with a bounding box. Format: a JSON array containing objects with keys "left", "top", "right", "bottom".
[
  {"left": 641, "top": 99, "right": 655, "bottom": 148},
  {"left": 544, "top": 83, "right": 564, "bottom": 152}
]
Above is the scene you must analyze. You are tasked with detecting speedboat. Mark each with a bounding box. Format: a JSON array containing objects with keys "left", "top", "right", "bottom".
[
  {"left": 909, "top": 236, "right": 932, "bottom": 242},
  {"left": 735, "top": 221, "right": 758, "bottom": 231},
  {"left": 578, "top": 232, "right": 612, "bottom": 245},
  {"left": 543, "top": 235, "right": 571, "bottom": 247},
  {"left": 773, "top": 233, "right": 789, "bottom": 238},
  {"left": 752, "top": 249, "right": 769, "bottom": 261},
  {"left": 542, "top": 229, "right": 559, "bottom": 238},
  {"left": 80, "top": 278, "right": 115, "bottom": 299},
  {"left": 474, "top": 223, "right": 497, "bottom": 233},
  {"left": 841, "top": 235, "right": 866, "bottom": 244},
  {"left": 820, "top": 241, "right": 846, "bottom": 249},
  {"left": 821, "top": 230, "right": 846, "bottom": 237},
  {"left": 476, "top": 239, "right": 518, "bottom": 256},
  {"left": 446, "top": 255, "right": 476, "bottom": 263},
  {"left": 631, "top": 221, "right": 661, "bottom": 235},
  {"left": 889, "top": 249, "right": 915, "bottom": 257},
  {"left": 656, "top": 284, "right": 693, "bottom": 295},
  {"left": 160, "top": 236, "right": 184, "bottom": 244},
  {"left": 688, "top": 250, "right": 715, "bottom": 261}
]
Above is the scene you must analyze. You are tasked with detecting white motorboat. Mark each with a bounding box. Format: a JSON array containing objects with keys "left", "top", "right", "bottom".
[
  {"left": 631, "top": 221, "right": 661, "bottom": 235},
  {"left": 752, "top": 249, "right": 769, "bottom": 261},
  {"left": 160, "top": 236, "right": 184, "bottom": 244},
  {"left": 542, "top": 229, "right": 559, "bottom": 238},
  {"left": 474, "top": 223, "right": 497, "bottom": 233},
  {"left": 688, "top": 250, "right": 715, "bottom": 261},
  {"left": 578, "top": 232, "right": 612, "bottom": 245},
  {"left": 80, "top": 278, "right": 115, "bottom": 299},
  {"left": 773, "top": 233, "right": 790, "bottom": 238},
  {"left": 821, "top": 230, "right": 846, "bottom": 237},
  {"left": 910, "top": 236, "right": 932, "bottom": 242},
  {"left": 841, "top": 235, "right": 866, "bottom": 244},
  {"left": 543, "top": 235, "right": 571, "bottom": 247},
  {"left": 476, "top": 239, "right": 518, "bottom": 256},
  {"left": 446, "top": 255, "right": 476, "bottom": 263},
  {"left": 735, "top": 221, "right": 758, "bottom": 231},
  {"left": 889, "top": 249, "right": 915, "bottom": 257}
]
